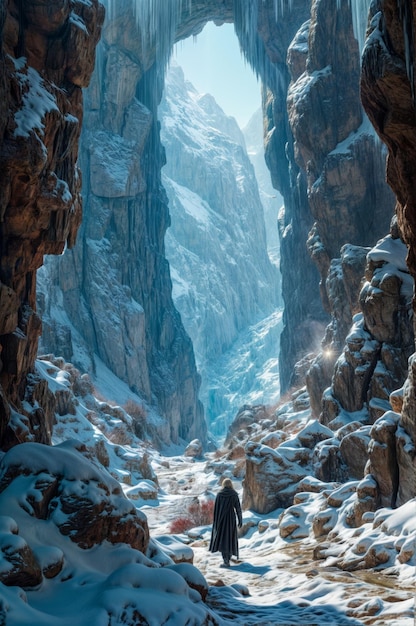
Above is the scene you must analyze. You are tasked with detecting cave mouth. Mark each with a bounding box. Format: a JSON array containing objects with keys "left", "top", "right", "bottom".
[{"left": 159, "top": 21, "right": 283, "bottom": 438}]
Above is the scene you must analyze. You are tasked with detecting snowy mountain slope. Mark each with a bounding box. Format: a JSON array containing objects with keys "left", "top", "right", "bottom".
[{"left": 160, "top": 64, "right": 282, "bottom": 434}]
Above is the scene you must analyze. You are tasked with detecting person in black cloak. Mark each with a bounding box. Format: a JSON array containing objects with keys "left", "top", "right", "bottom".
[{"left": 209, "top": 478, "right": 243, "bottom": 567}]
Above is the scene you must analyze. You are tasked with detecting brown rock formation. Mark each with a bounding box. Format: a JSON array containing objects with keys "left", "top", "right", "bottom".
[
  {"left": 0, "top": 0, "right": 104, "bottom": 445},
  {"left": 359, "top": 0, "right": 416, "bottom": 506},
  {"left": 0, "top": 522, "right": 43, "bottom": 587},
  {"left": 243, "top": 419, "right": 333, "bottom": 514},
  {"left": 321, "top": 231, "right": 413, "bottom": 433}
]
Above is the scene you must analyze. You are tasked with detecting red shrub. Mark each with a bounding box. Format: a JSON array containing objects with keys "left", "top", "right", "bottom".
[
  {"left": 169, "top": 498, "right": 215, "bottom": 534},
  {"left": 169, "top": 516, "right": 194, "bottom": 534}
]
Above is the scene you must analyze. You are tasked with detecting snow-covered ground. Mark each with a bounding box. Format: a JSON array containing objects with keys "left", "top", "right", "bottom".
[
  {"left": 0, "top": 358, "right": 414, "bottom": 625},
  {"left": 145, "top": 455, "right": 416, "bottom": 626}
]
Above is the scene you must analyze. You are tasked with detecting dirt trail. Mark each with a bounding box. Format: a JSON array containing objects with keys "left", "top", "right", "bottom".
[{"left": 142, "top": 456, "right": 414, "bottom": 626}]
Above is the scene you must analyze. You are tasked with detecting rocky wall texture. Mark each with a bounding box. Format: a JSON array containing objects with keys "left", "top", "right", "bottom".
[
  {"left": 360, "top": 0, "right": 416, "bottom": 506},
  {"left": 287, "top": 0, "right": 396, "bottom": 415},
  {"left": 0, "top": 0, "right": 104, "bottom": 447}
]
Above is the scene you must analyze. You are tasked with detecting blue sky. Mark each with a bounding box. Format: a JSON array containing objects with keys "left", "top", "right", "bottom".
[{"left": 172, "top": 22, "right": 261, "bottom": 128}]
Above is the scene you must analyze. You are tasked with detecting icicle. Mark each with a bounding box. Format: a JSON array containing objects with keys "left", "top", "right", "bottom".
[
  {"left": 350, "top": 0, "right": 373, "bottom": 54},
  {"left": 273, "top": 0, "right": 293, "bottom": 20},
  {"left": 336, "top": 0, "right": 372, "bottom": 55},
  {"left": 397, "top": 0, "right": 415, "bottom": 102},
  {"left": 104, "top": 0, "right": 187, "bottom": 73}
]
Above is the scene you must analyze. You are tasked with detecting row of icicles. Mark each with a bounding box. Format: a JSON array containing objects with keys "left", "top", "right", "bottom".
[{"left": 104, "top": 0, "right": 373, "bottom": 56}]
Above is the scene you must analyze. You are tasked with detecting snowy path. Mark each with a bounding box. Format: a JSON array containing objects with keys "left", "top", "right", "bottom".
[{"left": 142, "top": 455, "right": 414, "bottom": 626}]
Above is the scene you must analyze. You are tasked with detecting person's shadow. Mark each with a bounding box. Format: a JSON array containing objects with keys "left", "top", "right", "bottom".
[{"left": 230, "top": 562, "right": 271, "bottom": 576}]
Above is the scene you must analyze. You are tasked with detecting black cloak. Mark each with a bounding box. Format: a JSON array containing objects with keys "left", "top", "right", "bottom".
[{"left": 209, "top": 486, "right": 243, "bottom": 557}]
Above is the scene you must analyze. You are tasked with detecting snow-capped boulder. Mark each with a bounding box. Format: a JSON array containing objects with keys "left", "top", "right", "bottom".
[
  {"left": 125, "top": 480, "right": 158, "bottom": 502},
  {"left": 0, "top": 441, "right": 149, "bottom": 553},
  {"left": 185, "top": 439, "right": 203, "bottom": 459},
  {"left": 366, "top": 411, "right": 400, "bottom": 508},
  {"left": 166, "top": 562, "right": 209, "bottom": 601},
  {"left": 348, "top": 474, "right": 379, "bottom": 527},
  {"left": 243, "top": 441, "right": 310, "bottom": 514},
  {"left": 0, "top": 516, "right": 42, "bottom": 587}
]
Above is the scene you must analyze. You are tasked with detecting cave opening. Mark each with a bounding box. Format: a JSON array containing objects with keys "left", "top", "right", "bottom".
[{"left": 159, "top": 21, "right": 284, "bottom": 438}]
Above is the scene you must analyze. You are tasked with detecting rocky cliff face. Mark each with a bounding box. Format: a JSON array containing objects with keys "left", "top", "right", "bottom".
[
  {"left": 359, "top": 0, "right": 416, "bottom": 506},
  {"left": 0, "top": 0, "right": 104, "bottom": 446},
  {"left": 242, "top": 108, "right": 282, "bottom": 258},
  {"left": 241, "top": 0, "right": 416, "bottom": 513},
  {"left": 37, "top": 17, "right": 207, "bottom": 448},
  {"left": 286, "top": 0, "right": 396, "bottom": 414},
  {"left": 36, "top": 0, "right": 310, "bottom": 447}
]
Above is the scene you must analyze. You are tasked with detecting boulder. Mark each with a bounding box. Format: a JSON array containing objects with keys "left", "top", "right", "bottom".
[
  {"left": 166, "top": 563, "right": 209, "bottom": 601},
  {"left": 185, "top": 439, "right": 203, "bottom": 459},
  {"left": 0, "top": 441, "right": 149, "bottom": 553},
  {"left": 243, "top": 441, "right": 309, "bottom": 514},
  {"left": 0, "top": 529, "right": 42, "bottom": 587}
]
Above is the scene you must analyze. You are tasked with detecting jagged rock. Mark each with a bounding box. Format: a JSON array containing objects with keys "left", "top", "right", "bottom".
[
  {"left": 224, "top": 405, "right": 269, "bottom": 448},
  {"left": 361, "top": 237, "right": 413, "bottom": 345},
  {"left": 332, "top": 316, "right": 380, "bottom": 414},
  {"left": 167, "top": 563, "right": 209, "bottom": 601},
  {"left": 297, "top": 420, "right": 332, "bottom": 449},
  {"left": 259, "top": 431, "right": 286, "bottom": 449},
  {"left": 321, "top": 233, "right": 413, "bottom": 431},
  {"left": 287, "top": 0, "right": 392, "bottom": 260},
  {"left": 0, "top": 516, "right": 42, "bottom": 587},
  {"left": 312, "top": 482, "right": 358, "bottom": 538},
  {"left": 389, "top": 387, "right": 404, "bottom": 415},
  {"left": 287, "top": 20, "right": 309, "bottom": 82},
  {"left": 312, "top": 509, "right": 337, "bottom": 538},
  {"left": 288, "top": 0, "right": 394, "bottom": 406},
  {"left": 312, "top": 438, "right": 348, "bottom": 483},
  {"left": 226, "top": 444, "right": 246, "bottom": 459},
  {"left": 395, "top": 423, "right": 416, "bottom": 507},
  {"left": 297, "top": 475, "right": 338, "bottom": 493},
  {"left": 361, "top": 0, "right": 416, "bottom": 507},
  {"left": 400, "top": 355, "right": 416, "bottom": 478}
]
